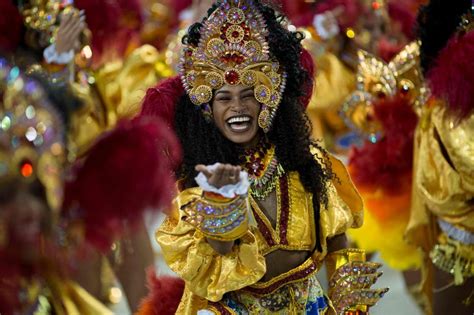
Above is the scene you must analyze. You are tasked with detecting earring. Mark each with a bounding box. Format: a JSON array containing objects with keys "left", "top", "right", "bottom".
[{"left": 201, "top": 103, "right": 213, "bottom": 122}]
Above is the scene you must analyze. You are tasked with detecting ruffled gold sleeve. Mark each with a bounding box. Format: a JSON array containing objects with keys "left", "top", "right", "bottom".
[
  {"left": 156, "top": 188, "right": 266, "bottom": 302},
  {"left": 314, "top": 151, "right": 364, "bottom": 259},
  {"left": 417, "top": 105, "right": 474, "bottom": 228},
  {"left": 308, "top": 52, "right": 356, "bottom": 111}
]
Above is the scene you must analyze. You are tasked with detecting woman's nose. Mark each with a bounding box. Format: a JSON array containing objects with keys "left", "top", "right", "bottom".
[{"left": 230, "top": 97, "right": 246, "bottom": 113}]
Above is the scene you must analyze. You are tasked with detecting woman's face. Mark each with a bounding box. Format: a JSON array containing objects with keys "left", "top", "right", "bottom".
[
  {"left": 212, "top": 84, "right": 261, "bottom": 147},
  {"left": 2, "top": 189, "right": 47, "bottom": 263}
]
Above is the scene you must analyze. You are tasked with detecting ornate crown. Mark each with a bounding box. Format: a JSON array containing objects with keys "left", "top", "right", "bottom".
[
  {"left": 0, "top": 59, "right": 66, "bottom": 212},
  {"left": 179, "top": 0, "right": 286, "bottom": 132},
  {"left": 341, "top": 41, "right": 426, "bottom": 142}
]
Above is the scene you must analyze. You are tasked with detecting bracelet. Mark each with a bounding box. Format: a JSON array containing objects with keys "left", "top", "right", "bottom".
[
  {"left": 327, "top": 248, "right": 388, "bottom": 315},
  {"left": 183, "top": 194, "right": 249, "bottom": 241}
]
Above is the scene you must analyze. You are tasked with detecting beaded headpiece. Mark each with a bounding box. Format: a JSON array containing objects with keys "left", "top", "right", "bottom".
[
  {"left": 341, "top": 41, "right": 426, "bottom": 142},
  {"left": 19, "top": 0, "right": 76, "bottom": 31},
  {"left": 179, "top": 0, "right": 286, "bottom": 132},
  {"left": 0, "top": 59, "right": 66, "bottom": 212}
]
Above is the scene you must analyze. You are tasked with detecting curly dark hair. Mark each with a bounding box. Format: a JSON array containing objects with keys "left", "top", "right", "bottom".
[
  {"left": 417, "top": 0, "right": 471, "bottom": 74},
  {"left": 174, "top": 0, "right": 333, "bottom": 251}
]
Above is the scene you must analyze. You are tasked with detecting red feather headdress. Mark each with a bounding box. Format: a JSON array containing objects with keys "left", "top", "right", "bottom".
[
  {"left": 428, "top": 30, "right": 474, "bottom": 120},
  {"left": 64, "top": 117, "right": 181, "bottom": 251}
]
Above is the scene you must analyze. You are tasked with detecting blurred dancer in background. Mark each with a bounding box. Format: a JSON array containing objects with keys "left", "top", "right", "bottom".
[{"left": 406, "top": 0, "right": 474, "bottom": 314}]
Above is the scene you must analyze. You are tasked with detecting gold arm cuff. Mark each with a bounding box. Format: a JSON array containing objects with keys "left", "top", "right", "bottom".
[{"left": 326, "top": 248, "right": 367, "bottom": 278}]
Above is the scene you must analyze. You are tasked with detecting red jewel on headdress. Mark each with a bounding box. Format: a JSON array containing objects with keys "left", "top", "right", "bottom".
[
  {"left": 225, "top": 70, "right": 240, "bottom": 85},
  {"left": 20, "top": 161, "right": 34, "bottom": 178}
]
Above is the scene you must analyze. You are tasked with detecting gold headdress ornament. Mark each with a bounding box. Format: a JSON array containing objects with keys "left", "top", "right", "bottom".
[
  {"left": 341, "top": 41, "right": 426, "bottom": 142},
  {"left": 0, "top": 58, "right": 66, "bottom": 212},
  {"left": 19, "top": 0, "right": 77, "bottom": 31},
  {"left": 179, "top": 0, "right": 286, "bottom": 132}
]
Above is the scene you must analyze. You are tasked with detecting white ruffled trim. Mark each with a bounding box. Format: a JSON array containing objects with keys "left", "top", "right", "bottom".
[
  {"left": 197, "top": 310, "right": 215, "bottom": 315},
  {"left": 313, "top": 13, "right": 340, "bottom": 40},
  {"left": 43, "top": 43, "right": 75, "bottom": 65},
  {"left": 195, "top": 163, "right": 249, "bottom": 198}
]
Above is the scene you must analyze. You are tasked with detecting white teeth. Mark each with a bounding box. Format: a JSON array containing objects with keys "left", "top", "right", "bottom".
[
  {"left": 227, "top": 116, "right": 251, "bottom": 124},
  {"left": 229, "top": 124, "right": 248, "bottom": 131}
]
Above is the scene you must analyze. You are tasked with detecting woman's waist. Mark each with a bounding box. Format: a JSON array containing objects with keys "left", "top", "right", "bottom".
[
  {"left": 260, "top": 249, "right": 312, "bottom": 281},
  {"left": 242, "top": 254, "right": 321, "bottom": 296}
]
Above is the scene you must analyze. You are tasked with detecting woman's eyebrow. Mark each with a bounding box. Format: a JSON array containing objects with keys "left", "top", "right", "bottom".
[
  {"left": 215, "top": 90, "right": 231, "bottom": 96},
  {"left": 240, "top": 87, "right": 253, "bottom": 94}
]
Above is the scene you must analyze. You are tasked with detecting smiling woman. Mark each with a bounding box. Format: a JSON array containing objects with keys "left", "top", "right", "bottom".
[
  {"left": 140, "top": 0, "right": 388, "bottom": 314},
  {"left": 212, "top": 85, "right": 261, "bottom": 146}
]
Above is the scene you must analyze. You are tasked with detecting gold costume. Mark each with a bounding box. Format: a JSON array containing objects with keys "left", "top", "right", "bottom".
[
  {"left": 406, "top": 100, "right": 474, "bottom": 306},
  {"left": 308, "top": 52, "right": 356, "bottom": 140},
  {"left": 70, "top": 44, "right": 173, "bottom": 155},
  {"left": 157, "top": 153, "right": 364, "bottom": 314},
  {"left": 32, "top": 275, "right": 113, "bottom": 315},
  {"left": 302, "top": 34, "right": 356, "bottom": 145}
]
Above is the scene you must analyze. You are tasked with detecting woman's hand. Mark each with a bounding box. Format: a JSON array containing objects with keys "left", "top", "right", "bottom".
[
  {"left": 55, "top": 10, "right": 86, "bottom": 54},
  {"left": 195, "top": 164, "right": 241, "bottom": 188}
]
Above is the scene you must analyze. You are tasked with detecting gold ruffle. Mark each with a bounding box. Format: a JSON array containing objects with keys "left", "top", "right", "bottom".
[
  {"left": 94, "top": 44, "right": 172, "bottom": 125},
  {"left": 308, "top": 52, "right": 356, "bottom": 112},
  {"left": 69, "top": 44, "right": 172, "bottom": 155},
  {"left": 156, "top": 189, "right": 266, "bottom": 311}
]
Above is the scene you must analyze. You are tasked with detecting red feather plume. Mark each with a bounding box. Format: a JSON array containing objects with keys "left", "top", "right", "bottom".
[
  {"left": 428, "top": 31, "right": 474, "bottom": 120},
  {"left": 388, "top": 2, "right": 416, "bottom": 40},
  {"left": 75, "top": 0, "right": 143, "bottom": 67},
  {"left": 137, "top": 269, "right": 185, "bottom": 315},
  {"left": 0, "top": 253, "right": 24, "bottom": 315},
  {"left": 300, "top": 48, "right": 316, "bottom": 109},
  {"left": 140, "top": 76, "right": 185, "bottom": 128},
  {"left": 64, "top": 117, "right": 181, "bottom": 251},
  {"left": 349, "top": 95, "right": 418, "bottom": 194}
]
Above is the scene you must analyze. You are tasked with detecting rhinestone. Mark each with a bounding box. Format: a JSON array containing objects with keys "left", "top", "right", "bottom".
[{"left": 225, "top": 69, "right": 240, "bottom": 85}]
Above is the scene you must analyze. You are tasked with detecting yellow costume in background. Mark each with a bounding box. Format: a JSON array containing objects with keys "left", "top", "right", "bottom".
[
  {"left": 301, "top": 27, "right": 356, "bottom": 146},
  {"left": 345, "top": 42, "right": 425, "bottom": 271},
  {"left": 70, "top": 44, "right": 173, "bottom": 156},
  {"left": 307, "top": 52, "right": 356, "bottom": 143},
  {"left": 406, "top": 100, "right": 474, "bottom": 306},
  {"left": 157, "top": 153, "right": 364, "bottom": 314},
  {"left": 37, "top": 275, "right": 113, "bottom": 315}
]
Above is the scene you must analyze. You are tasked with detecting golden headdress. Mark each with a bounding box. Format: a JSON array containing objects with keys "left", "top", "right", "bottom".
[
  {"left": 18, "top": 0, "right": 81, "bottom": 51},
  {"left": 341, "top": 41, "right": 426, "bottom": 141},
  {"left": 19, "top": 0, "right": 77, "bottom": 31},
  {"left": 0, "top": 58, "right": 66, "bottom": 212},
  {"left": 179, "top": 0, "right": 286, "bottom": 132}
]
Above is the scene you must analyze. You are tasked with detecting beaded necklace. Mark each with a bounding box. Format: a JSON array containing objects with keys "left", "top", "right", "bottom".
[{"left": 242, "top": 140, "right": 284, "bottom": 200}]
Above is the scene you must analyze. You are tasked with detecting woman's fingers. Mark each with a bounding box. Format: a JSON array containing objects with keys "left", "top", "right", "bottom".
[
  {"left": 195, "top": 164, "right": 213, "bottom": 179},
  {"left": 196, "top": 164, "right": 242, "bottom": 188}
]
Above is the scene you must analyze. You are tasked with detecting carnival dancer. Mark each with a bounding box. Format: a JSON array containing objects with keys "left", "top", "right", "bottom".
[
  {"left": 0, "top": 1, "right": 181, "bottom": 310},
  {"left": 0, "top": 56, "right": 181, "bottom": 314},
  {"left": 143, "top": 0, "right": 389, "bottom": 314},
  {"left": 406, "top": 1, "right": 474, "bottom": 314},
  {"left": 0, "top": 59, "right": 112, "bottom": 315}
]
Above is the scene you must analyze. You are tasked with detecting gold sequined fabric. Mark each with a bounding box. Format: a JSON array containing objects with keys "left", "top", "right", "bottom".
[{"left": 406, "top": 100, "right": 474, "bottom": 312}]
